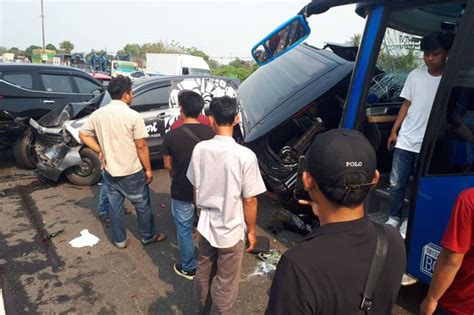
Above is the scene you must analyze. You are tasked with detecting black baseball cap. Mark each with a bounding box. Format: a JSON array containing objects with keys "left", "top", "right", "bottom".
[{"left": 306, "top": 129, "right": 376, "bottom": 187}]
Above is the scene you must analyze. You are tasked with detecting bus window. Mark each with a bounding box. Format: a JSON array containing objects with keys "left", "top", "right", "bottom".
[{"left": 429, "top": 40, "right": 474, "bottom": 175}]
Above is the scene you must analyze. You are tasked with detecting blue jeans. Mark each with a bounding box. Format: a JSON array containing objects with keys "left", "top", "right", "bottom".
[
  {"left": 389, "top": 148, "right": 418, "bottom": 220},
  {"left": 98, "top": 170, "right": 110, "bottom": 216},
  {"left": 105, "top": 170, "right": 158, "bottom": 245},
  {"left": 172, "top": 199, "right": 197, "bottom": 271}
]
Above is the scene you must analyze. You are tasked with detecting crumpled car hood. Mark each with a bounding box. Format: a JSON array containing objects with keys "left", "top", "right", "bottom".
[{"left": 239, "top": 43, "right": 353, "bottom": 143}]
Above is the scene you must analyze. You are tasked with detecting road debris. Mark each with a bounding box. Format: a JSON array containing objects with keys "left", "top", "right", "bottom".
[{"left": 68, "top": 229, "right": 100, "bottom": 248}]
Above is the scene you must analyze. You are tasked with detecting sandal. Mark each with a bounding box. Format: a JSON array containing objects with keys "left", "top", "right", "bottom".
[{"left": 143, "top": 233, "right": 166, "bottom": 245}]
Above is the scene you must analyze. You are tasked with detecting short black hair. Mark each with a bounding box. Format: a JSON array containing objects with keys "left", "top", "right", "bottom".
[
  {"left": 107, "top": 75, "right": 132, "bottom": 100},
  {"left": 178, "top": 90, "right": 204, "bottom": 118},
  {"left": 318, "top": 173, "right": 372, "bottom": 208},
  {"left": 420, "top": 31, "right": 454, "bottom": 52},
  {"left": 209, "top": 96, "right": 237, "bottom": 126}
]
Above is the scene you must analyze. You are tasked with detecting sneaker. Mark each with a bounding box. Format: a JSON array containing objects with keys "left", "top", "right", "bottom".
[
  {"left": 400, "top": 219, "right": 408, "bottom": 239},
  {"left": 401, "top": 273, "right": 418, "bottom": 286},
  {"left": 174, "top": 264, "right": 196, "bottom": 280},
  {"left": 385, "top": 216, "right": 401, "bottom": 229}
]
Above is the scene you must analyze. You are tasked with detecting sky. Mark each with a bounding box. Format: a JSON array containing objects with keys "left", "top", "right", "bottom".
[{"left": 0, "top": 0, "right": 365, "bottom": 62}]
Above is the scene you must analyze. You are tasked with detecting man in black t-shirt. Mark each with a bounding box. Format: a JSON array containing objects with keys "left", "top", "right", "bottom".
[
  {"left": 266, "top": 129, "right": 406, "bottom": 314},
  {"left": 162, "top": 90, "right": 214, "bottom": 280}
]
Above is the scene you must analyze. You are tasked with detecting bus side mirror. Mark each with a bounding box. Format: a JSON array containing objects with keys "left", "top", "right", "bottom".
[{"left": 251, "top": 15, "right": 311, "bottom": 66}]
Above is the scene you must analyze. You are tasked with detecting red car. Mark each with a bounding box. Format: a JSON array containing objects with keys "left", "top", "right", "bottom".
[{"left": 89, "top": 71, "right": 111, "bottom": 87}]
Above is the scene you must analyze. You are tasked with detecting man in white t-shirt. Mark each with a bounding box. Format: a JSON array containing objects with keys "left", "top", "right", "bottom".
[
  {"left": 386, "top": 32, "right": 454, "bottom": 238},
  {"left": 187, "top": 96, "right": 266, "bottom": 314}
]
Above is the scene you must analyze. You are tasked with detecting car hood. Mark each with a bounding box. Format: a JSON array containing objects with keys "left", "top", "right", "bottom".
[{"left": 239, "top": 43, "right": 353, "bottom": 143}]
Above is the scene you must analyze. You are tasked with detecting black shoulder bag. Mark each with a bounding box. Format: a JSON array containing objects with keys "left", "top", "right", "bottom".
[{"left": 359, "top": 222, "right": 389, "bottom": 314}]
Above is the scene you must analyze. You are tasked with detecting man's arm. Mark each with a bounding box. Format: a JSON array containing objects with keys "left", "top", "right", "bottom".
[
  {"left": 387, "top": 99, "right": 411, "bottom": 150},
  {"left": 134, "top": 138, "right": 153, "bottom": 184},
  {"left": 420, "top": 249, "right": 465, "bottom": 315},
  {"left": 243, "top": 196, "right": 258, "bottom": 253},
  {"left": 163, "top": 155, "right": 173, "bottom": 178},
  {"left": 79, "top": 131, "right": 102, "bottom": 154}
]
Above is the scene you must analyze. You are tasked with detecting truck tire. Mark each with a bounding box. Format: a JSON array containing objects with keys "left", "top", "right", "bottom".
[
  {"left": 64, "top": 148, "right": 101, "bottom": 186},
  {"left": 12, "top": 129, "right": 37, "bottom": 169}
]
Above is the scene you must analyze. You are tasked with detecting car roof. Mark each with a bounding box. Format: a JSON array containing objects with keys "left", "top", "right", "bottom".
[
  {"left": 132, "top": 75, "right": 240, "bottom": 92},
  {"left": 239, "top": 43, "right": 353, "bottom": 143},
  {"left": 0, "top": 63, "right": 89, "bottom": 73}
]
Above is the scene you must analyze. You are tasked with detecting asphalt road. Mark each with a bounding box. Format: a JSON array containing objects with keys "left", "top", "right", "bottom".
[{"left": 0, "top": 150, "right": 427, "bottom": 314}]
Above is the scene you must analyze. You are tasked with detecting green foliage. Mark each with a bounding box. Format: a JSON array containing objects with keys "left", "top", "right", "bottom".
[
  {"left": 211, "top": 59, "right": 259, "bottom": 82},
  {"left": 0, "top": 47, "right": 8, "bottom": 55},
  {"left": 46, "top": 43, "right": 57, "bottom": 51},
  {"left": 7, "top": 47, "right": 23, "bottom": 55},
  {"left": 347, "top": 33, "right": 362, "bottom": 47},
  {"left": 59, "top": 40, "right": 74, "bottom": 54},
  {"left": 24, "top": 45, "right": 41, "bottom": 58},
  {"left": 378, "top": 48, "right": 418, "bottom": 73}
]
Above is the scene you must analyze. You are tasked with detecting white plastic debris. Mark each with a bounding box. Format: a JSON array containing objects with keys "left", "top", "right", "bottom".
[{"left": 69, "top": 229, "right": 100, "bottom": 248}]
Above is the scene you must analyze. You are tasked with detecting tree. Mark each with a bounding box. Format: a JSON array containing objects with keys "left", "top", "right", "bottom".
[
  {"left": 0, "top": 47, "right": 7, "bottom": 55},
  {"left": 46, "top": 43, "right": 57, "bottom": 51},
  {"left": 347, "top": 33, "right": 362, "bottom": 47},
  {"left": 59, "top": 40, "right": 74, "bottom": 53},
  {"left": 24, "top": 45, "right": 41, "bottom": 58},
  {"left": 123, "top": 44, "right": 142, "bottom": 57},
  {"left": 7, "top": 47, "right": 23, "bottom": 55}
]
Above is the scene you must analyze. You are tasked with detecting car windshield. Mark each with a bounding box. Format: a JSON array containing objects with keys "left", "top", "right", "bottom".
[{"left": 188, "top": 68, "right": 211, "bottom": 76}]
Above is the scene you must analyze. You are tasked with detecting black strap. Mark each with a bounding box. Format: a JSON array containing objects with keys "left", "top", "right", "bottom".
[
  {"left": 359, "top": 222, "right": 389, "bottom": 314},
  {"left": 182, "top": 125, "right": 202, "bottom": 143}
]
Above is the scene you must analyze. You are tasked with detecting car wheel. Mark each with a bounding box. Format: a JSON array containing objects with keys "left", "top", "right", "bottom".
[
  {"left": 12, "top": 129, "right": 37, "bottom": 169},
  {"left": 64, "top": 148, "right": 101, "bottom": 186}
]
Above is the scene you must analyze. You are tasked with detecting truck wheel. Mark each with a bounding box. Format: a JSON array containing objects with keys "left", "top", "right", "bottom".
[
  {"left": 12, "top": 129, "right": 37, "bottom": 169},
  {"left": 64, "top": 148, "right": 101, "bottom": 186}
]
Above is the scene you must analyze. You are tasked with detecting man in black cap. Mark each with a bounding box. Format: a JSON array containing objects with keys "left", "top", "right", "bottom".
[{"left": 266, "top": 129, "right": 406, "bottom": 314}]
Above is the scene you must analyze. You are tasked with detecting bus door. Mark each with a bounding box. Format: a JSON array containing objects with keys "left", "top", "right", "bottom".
[
  {"left": 406, "top": 2, "right": 474, "bottom": 283},
  {"left": 341, "top": 1, "right": 469, "bottom": 283}
]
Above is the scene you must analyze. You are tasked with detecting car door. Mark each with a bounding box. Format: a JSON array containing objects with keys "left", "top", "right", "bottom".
[
  {"left": 0, "top": 70, "right": 47, "bottom": 119},
  {"left": 71, "top": 74, "right": 104, "bottom": 102},
  {"left": 131, "top": 83, "right": 176, "bottom": 159},
  {"left": 37, "top": 70, "right": 87, "bottom": 114}
]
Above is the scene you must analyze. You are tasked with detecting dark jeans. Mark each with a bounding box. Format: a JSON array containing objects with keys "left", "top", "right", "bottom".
[
  {"left": 389, "top": 148, "right": 418, "bottom": 220},
  {"left": 104, "top": 170, "right": 158, "bottom": 246}
]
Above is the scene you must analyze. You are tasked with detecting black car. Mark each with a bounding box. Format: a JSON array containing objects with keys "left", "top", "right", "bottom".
[
  {"left": 0, "top": 64, "right": 105, "bottom": 168},
  {"left": 30, "top": 75, "right": 240, "bottom": 185}
]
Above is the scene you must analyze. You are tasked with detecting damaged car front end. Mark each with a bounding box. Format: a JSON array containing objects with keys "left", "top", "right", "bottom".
[
  {"left": 240, "top": 43, "right": 354, "bottom": 214},
  {"left": 29, "top": 93, "right": 108, "bottom": 185}
]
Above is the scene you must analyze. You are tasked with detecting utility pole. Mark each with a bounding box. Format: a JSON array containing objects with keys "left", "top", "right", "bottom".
[{"left": 41, "top": 0, "right": 46, "bottom": 54}]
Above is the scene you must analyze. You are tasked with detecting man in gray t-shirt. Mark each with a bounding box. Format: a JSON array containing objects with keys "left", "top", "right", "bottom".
[{"left": 187, "top": 96, "right": 266, "bottom": 314}]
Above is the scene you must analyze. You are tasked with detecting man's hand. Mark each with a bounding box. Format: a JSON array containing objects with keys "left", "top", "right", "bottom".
[
  {"left": 98, "top": 151, "right": 106, "bottom": 169},
  {"left": 420, "top": 297, "right": 437, "bottom": 315},
  {"left": 145, "top": 169, "right": 153, "bottom": 184},
  {"left": 246, "top": 230, "right": 257, "bottom": 253},
  {"left": 387, "top": 132, "right": 397, "bottom": 151}
]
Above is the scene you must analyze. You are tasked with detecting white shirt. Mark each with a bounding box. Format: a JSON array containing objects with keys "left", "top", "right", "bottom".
[
  {"left": 186, "top": 135, "right": 266, "bottom": 248},
  {"left": 396, "top": 66, "right": 442, "bottom": 153},
  {"left": 81, "top": 100, "right": 149, "bottom": 176}
]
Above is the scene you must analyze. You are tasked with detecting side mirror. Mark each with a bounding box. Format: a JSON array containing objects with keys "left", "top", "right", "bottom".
[{"left": 251, "top": 15, "right": 311, "bottom": 66}]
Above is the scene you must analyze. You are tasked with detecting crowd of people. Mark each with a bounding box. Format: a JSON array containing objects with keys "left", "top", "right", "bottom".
[{"left": 75, "top": 29, "right": 473, "bottom": 315}]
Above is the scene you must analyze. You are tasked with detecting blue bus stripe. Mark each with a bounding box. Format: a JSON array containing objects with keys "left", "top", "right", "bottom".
[{"left": 342, "top": 5, "right": 385, "bottom": 129}]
